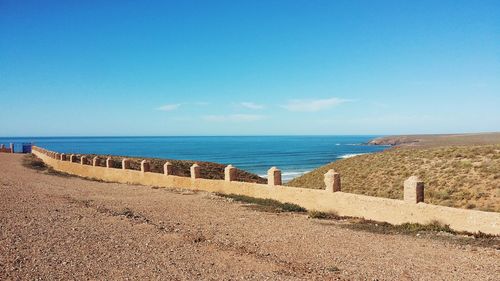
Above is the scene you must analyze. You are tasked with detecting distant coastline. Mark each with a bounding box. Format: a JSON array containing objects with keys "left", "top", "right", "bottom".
[{"left": 368, "top": 132, "right": 500, "bottom": 147}]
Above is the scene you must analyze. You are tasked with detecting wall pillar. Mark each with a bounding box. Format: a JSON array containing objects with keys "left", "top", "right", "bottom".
[
  {"left": 224, "top": 164, "right": 237, "bottom": 182},
  {"left": 164, "top": 162, "right": 173, "bottom": 175},
  {"left": 324, "top": 169, "right": 341, "bottom": 192},
  {"left": 122, "top": 158, "right": 130, "bottom": 170},
  {"left": 267, "top": 167, "right": 282, "bottom": 186},
  {"left": 141, "top": 160, "right": 150, "bottom": 173},
  {"left": 404, "top": 176, "right": 424, "bottom": 203},
  {"left": 80, "top": 156, "right": 87, "bottom": 165},
  {"left": 60, "top": 153, "right": 66, "bottom": 161},
  {"left": 10, "top": 143, "right": 14, "bottom": 153},
  {"left": 106, "top": 157, "right": 112, "bottom": 168},
  {"left": 190, "top": 163, "right": 200, "bottom": 179},
  {"left": 92, "top": 156, "right": 99, "bottom": 166},
  {"left": 0, "top": 144, "right": 4, "bottom": 149},
  {"left": 70, "top": 154, "right": 76, "bottom": 163}
]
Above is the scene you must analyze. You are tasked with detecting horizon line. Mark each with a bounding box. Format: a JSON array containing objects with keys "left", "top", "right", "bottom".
[{"left": 1, "top": 131, "right": 499, "bottom": 139}]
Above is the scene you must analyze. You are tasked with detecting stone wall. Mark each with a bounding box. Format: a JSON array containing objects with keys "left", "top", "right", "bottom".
[{"left": 32, "top": 146, "right": 500, "bottom": 235}]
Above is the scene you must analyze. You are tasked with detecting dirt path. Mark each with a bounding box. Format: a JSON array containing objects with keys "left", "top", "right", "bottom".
[{"left": 0, "top": 154, "right": 498, "bottom": 280}]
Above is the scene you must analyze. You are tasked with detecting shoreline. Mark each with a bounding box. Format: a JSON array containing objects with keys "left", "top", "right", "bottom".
[{"left": 1, "top": 135, "right": 388, "bottom": 181}]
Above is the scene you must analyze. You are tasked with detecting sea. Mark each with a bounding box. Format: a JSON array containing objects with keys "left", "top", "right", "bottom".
[{"left": 0, "top": 136, "right": 389, "bottom": 182}]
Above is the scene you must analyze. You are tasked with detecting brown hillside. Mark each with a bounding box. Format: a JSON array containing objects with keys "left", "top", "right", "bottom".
[
  {"left": 369, "top": 132, "right": 500, "bottom": 147},
  {"left": 287, "top": 145, "right": 500, "bottom": 212}
]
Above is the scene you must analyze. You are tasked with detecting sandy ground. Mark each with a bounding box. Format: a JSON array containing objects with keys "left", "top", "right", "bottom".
[{"left": 0, "top": 154, "right": 498, "bottom": 280}]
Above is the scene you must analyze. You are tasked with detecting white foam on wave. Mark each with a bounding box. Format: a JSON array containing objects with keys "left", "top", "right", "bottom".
[
  {"left": 338, "top": 153, "right": 367, "bottom": 159},
  {"left": 259, "top": 170, "right": 311, "bottom": 182},
  {"left": 282, "top": 171, "right": 310, "bottom": 177}
]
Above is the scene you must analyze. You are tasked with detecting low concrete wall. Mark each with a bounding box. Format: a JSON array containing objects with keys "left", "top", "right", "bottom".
[{"left": 32, "top": 147, "right": 500, "bottom": 235}]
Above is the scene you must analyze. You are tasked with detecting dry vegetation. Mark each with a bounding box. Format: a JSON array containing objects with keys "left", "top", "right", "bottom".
[
  {"left": 287, "top": 144, "right": 500, "bottom": 212},
  {"left": 369, "top": 132, "right": 500, "bottom": 147},
  {"left": 216, "top": 193, "right": 307, "bottom": 213},
  {"left": 60, "top": 154, "right": 266, "bottom": 184}
]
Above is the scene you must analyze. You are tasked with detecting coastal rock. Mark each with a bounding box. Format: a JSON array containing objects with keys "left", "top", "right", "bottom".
[{"left": 368, "top": 136, "right": 419, "bottom": 146}]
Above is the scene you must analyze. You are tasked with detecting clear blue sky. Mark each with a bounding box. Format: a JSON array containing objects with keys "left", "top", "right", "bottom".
[{"left": 1, "top": 0, "right": 499, "bottom": 136}]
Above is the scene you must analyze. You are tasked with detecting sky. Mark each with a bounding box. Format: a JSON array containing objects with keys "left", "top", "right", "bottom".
[{"left": 0, "top": 0, "right": 499, "bottom": 136}]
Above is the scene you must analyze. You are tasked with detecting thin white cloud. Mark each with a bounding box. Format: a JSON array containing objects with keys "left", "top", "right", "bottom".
[
  {"left": 168, "top": 116, "right": 194, "bottom": 122},
  {"left": 202, "top": 114, "right": 266, "bottom": 122},
  {"left": 371, "top": 101, "right": 389, "bottom": 108},
  {"left": 281, "top": 97, "right": 350, "bottom": 112},
  {"left": 194, "top": 101, "right": 210, "bottom": 106},
  {"left": 240, "top": 102, "right": 265, "bottom": 110},
  {"left": 156, "top": 104, "right": 181, "bottom": 111}
]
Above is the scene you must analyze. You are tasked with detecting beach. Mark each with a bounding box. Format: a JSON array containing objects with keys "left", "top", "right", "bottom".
[{"left": 1, "top": 153, "right": 498, "bottom": 280}]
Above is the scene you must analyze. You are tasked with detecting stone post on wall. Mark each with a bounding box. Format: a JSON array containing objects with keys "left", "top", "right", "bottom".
[
  {"left": 164, "top": 162, "right": 173, "bottom": 175},
  {"left": 55, "top": 153, "right": 60, "bottom": 160},
  {"left": 10, "top": 143, "right": 14, "bottom": 153},
  {"left": 224, "top": 165, "right": 237, "bottom": 182},
  {"left": 0, "top": 144, "right": 4, "bottom": 149},
  {"left": 92, "top": 156, "right": 99, "bottom": 166},
  {"left": 141, "top": 160, "right": 150, "bottom": 173},
  {"left": 80, "top": 156, "right": 87, "bottom": 165},
  {"left": 70, "top": 154, "right": 76, "bottom": 163},
  {"left": 122, "top": 158, "right": 130, "bottom": 170},
  {"left": 190, "top": 163, "right": 200, "bottom": 179},
  {"left": 324, "top": 169, "right": 341, "bottom": 192},
  {"left": 60, "top": 153, "right": 66, "bottom": 161},
  {"left": 267, "top": 167, "right": 282, "bottom": 186},
  {"left": 106, "top": 157, "right": 112, "bottom": 168},
  {"left": 404, "top": 176, "right": 424, "bottom": 203}
]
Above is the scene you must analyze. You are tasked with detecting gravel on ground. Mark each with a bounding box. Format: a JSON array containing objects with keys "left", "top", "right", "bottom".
[{"left": 0, "top": 153, "right": 498, "bottom": 280}]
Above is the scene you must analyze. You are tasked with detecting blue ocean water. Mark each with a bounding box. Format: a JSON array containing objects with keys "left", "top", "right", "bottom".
[{"left": 0, "top": 136, "right": 388, "bottom": 181}]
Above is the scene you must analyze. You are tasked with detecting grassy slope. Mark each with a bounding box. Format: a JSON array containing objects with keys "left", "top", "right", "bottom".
[{"left": 287, "top": 145, "right": 500, "bottom": 212}]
